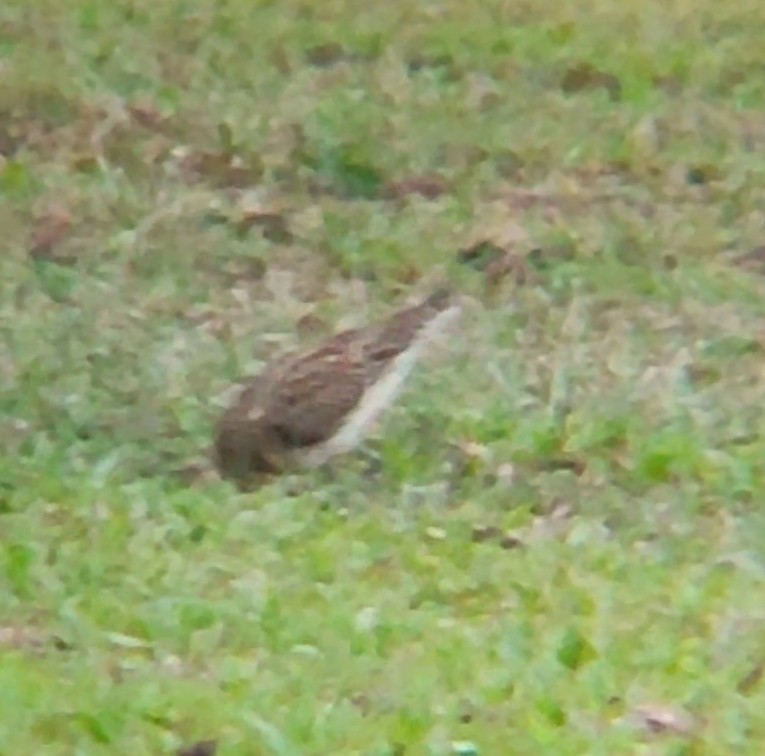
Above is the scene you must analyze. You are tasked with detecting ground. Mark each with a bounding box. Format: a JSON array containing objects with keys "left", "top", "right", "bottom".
[{"left": 2, "top": 0, "right": 765, "bottom": 753}]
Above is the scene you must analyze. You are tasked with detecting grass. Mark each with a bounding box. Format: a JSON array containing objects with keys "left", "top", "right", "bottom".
[{"left": 2, "top": 0, "right": 765, "bottom": 752}]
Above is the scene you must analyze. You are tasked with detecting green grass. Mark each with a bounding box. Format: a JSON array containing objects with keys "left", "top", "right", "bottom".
[{"left": 3, "top": 0, "right": 765, "bottom": 752}]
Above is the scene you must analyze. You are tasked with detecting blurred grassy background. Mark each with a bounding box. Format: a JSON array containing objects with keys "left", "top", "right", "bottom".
[{"left": 2, "top": 0, "right": 765, "bottom": 752}]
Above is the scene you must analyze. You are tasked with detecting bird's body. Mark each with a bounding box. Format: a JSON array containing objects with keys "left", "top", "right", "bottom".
[{"left": 213, "top": 289, "right": 459, "bottom": 487}]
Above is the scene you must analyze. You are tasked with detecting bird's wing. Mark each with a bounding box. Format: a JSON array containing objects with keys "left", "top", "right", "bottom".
[
  {"left": 361, "top": 297, "right": 441, "bottom": 372},
  {"left": 264, "top": 340, "right": 368, "bottom": 448}
]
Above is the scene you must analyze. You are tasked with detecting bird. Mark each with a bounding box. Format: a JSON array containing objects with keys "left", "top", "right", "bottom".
[{"left": 212, "top": 288, "right": 460, "bottom": 488}]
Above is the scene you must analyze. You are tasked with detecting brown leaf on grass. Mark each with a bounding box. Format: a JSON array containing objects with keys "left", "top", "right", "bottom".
[
  {"left": 176, "top": 740, "right": 217, "bottom": 756},
  {"left": 349, "top": 691, "right": 373, "bottom": 716},
  {"left": 624, "top": 703, "right": 697, "bottom": 737},
  {"left": 69, "top": 152, "right": 100, "bottom": 174},
  {"left": 534, "top": 456, "right": 587, "bottom": 476},
  {"left": 126, "top": 100, "right": 169, "bottom": 132},
  {"left": 52, "top": 635, "right": 75, "bottom": 651},
  {"left": 29, "top": 203, "right": 73, "bottom": 262},
  {"left": 737, "top": 661, "right": 765, "bottom": 695},
  {"left": 392, "top": 262, "right": 423, "bottom": 286},
  {"left": 499, "top": 172, "right": 649, "bottom": 215},
  {"left": 235, "top": 210, "right": 293, "bottom": 243},
  {"left": 171, "top": 146, "right": 263, "bottom": 189},
  {"left": 561, "top": 62, "right": 622, "bottom": 101},
  {"left": 458, "top": 236, "right": 544, "bottom": 289},
  {"left": 305, "top": 42, "right": 350, "bottom": 67},
  {"left": 498, "top": 533, "right": 525, "bottom": 550},
  {"left": 471, "top": 525, "right": 503, "bottom": 543},
  {"left": 383, "top": 174, "right": 451, "bottom": 201}
]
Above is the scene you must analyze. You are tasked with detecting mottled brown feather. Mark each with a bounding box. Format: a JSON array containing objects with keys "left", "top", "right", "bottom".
[{"left": 213, "top": 288, "right": 457, "bottom": 485}]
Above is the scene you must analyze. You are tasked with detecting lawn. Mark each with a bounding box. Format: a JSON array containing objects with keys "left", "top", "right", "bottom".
[{"left": 2, "top": 0, "right": 765, "bottom": 753}]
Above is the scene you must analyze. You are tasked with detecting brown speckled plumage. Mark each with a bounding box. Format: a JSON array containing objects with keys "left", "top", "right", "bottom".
[{"left": 213, "top": 289, "right": 459, "bottom": 487}]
